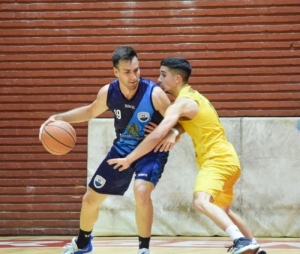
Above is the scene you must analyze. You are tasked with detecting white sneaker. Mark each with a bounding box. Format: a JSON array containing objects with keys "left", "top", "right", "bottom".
[
  {"left": 62, "top": 237, "right": 93, "bottom": 254},
  {"left": 228, "top": 237, "right": 260, "bottom": 254},
  {"left": 138, "top": 248, "right": 150, "bottom": 254}
]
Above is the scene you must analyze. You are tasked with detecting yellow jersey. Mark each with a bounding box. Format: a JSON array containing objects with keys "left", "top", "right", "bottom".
[{"left": 178, "top": 86, "right": 240, "bottom": 168}]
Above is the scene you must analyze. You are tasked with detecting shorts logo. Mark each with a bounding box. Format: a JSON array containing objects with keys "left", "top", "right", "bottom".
[
  {"left": 138, "top": 112, "right": 150, "bottom": 122},
  {"left": 94, "top": 175, "right": 106, "bottom": 189},
  {"left": 137, "top": 173, "right": 148, "bottom": 177}
]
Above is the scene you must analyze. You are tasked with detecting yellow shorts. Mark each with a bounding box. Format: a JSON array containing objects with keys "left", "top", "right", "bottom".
[{"left": 194, "top": 162, "right": 241, "bottom": 207}]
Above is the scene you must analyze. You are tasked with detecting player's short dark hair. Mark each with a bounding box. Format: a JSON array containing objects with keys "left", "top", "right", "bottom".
[
  {"left": 112, "top": 45, "right": 138, "bottom": 68},
  {"left": 160, "top": 57, "right": 192, "bottom": 83}
]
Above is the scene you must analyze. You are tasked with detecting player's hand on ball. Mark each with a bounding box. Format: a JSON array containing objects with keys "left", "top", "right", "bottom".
[
  {"left": 39, "top": 116, "right": 56, "bottom": 141},
  {"left": 107, "top": 157, "right": 131, "bottom": 171}
]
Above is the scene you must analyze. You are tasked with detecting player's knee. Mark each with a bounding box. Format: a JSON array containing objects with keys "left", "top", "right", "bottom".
[
  {"left": 192, "top": 196, "right": 211, "bottom": 213},
  {"left": 134, "top": 184, "right": 152, "bottom": 206},
  {"left": 193, "top": 199, "right": 205, "bottom": 213},
  {"left": 82, "top": 193, "right": 94, "bottom": 207},
  {"left": 82, "top": 192, "right": 102, "bottom": 210}
]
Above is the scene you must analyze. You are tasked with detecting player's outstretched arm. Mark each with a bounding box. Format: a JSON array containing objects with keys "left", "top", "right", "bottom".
[
  {"left": 142, "top": 86, "right": 183, "bottom": 151},
  {"left": 51, "top": 84, "right": 109, "bottom": 123},
  {"left": 39, "top": 85, "right": 109, "bottom": 140},
  {"left": 144, "top": 121, "right": 183, "bottom": 152},
  {"left": 107, "top": 102, "right": 182, "bottom": 171}
]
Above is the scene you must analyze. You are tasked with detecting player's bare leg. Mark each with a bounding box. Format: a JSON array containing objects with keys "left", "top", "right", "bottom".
[
  {"left": 220, "top": 207, "right": 266, "bottom": 254},
  {"left": 80, "top": 188, "right": 108, "bottom": 231},
  {"left": 219, "top": 207, "right": 253, "bottom": 238},
  {"left": 193, "top": 192, "right": 234, "bottom": 230},
  {"left": 193, "top": 192, "right": 259, "bottom": 254},
  {"left": 62, "top": 188, "right": 108, "bottom": 254},
  {"left": 134, "top": 179, "right": 155, "bottom": 254}
]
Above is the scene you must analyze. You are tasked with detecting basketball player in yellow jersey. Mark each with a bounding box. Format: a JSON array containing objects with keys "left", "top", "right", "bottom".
[{"left": 108, "top": 57, "right": 266, "bottom": 254}]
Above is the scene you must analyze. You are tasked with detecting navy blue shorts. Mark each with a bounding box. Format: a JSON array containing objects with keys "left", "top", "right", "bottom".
[{"left": 88, "top": 146, "right": 168, "bottom": 195}]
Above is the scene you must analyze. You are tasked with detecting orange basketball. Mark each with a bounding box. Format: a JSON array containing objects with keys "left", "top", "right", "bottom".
[{"left": 41, "top": 120, "right": 76, "bottom": 155}]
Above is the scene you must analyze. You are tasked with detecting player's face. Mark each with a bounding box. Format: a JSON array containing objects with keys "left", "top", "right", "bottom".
[
  {"left": 158, "top": 66, "right": 177, "bottom": 93},
  {"left": 114, "top": 56, "right": 140, "bottom": 91}
]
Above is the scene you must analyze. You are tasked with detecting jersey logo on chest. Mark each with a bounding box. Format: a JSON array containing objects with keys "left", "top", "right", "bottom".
[{"left": 138, "top": 112, "right": 150, "bottom": 122}]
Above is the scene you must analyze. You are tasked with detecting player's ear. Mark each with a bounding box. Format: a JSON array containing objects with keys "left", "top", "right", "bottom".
[
  {"left": 113, "top": 67, "right": 119, "bottom": 78},
  {"left": 175, "top": 74, "right": 182, "bottom": 84}
]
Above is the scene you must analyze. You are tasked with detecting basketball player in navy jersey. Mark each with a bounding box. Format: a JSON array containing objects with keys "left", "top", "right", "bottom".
[{"left": 39, "top": 46, "right": 179, "bottom": 254}]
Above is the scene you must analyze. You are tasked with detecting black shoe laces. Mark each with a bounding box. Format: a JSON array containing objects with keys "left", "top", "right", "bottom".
[
  {"left": 227, "top": 243, "right": 235, "bottom": 252},
  {"left": 226, "top": 238, "right": 251, "bottom": 253}
]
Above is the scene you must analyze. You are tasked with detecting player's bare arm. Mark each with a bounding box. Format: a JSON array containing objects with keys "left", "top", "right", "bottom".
[
  {"left": 39, "top": 85, "right": 109, "bottom": 140},
  {"left": 52, "top": 85, "right": 109, "bottom": 123},
  {"left": 131, "top": 97, "right": 198, "bottom": 157},
  {"left": 152, "top": 87, "right": 185, "bottom": 133},
  {"left": 143, "top": 86, "right": 171, "bottom": 136},
  {"left": 174, "top": 96, "right": 199, "bottom": 120},
  {"left": 151, "top": 86, "right": 171, "bottom": 116},
  {"left": 149, "top": 86, "right": 185, "bottom": 151}
]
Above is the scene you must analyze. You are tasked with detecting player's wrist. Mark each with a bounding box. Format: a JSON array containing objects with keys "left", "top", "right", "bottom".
[
  {"left": 126, "top": 155, "right": 134, "bottom": 165},
  {"left": 50, "top": 115, "right": 59, "bottom": 121},
  {"left": 171, "top": 128, "right": 179, "bottom": 136}
]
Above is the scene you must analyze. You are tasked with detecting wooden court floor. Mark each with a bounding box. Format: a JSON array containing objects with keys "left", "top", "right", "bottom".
[{"left": 0, "top": 236, "right": 299, "bottom": 254}]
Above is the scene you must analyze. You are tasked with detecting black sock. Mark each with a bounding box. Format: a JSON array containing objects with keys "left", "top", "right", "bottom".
[
  {"left": 139, "top": 236, "right": 150, "bottom": 249},
  {"left": 76, "top": 229, "right": 92, "bottom": 249}
]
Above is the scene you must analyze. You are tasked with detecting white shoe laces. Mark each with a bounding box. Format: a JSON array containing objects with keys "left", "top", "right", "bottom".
[{"left": 62, "top": 242, "right": 76, "bottom": 254}]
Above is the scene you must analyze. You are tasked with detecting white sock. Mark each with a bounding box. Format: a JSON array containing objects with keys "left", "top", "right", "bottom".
[
  {"left": 252, "top": 238, "right": 258, "bottom": 244},
  {"left": 225, "top": 225, "right": 244, "bottom": 240}
]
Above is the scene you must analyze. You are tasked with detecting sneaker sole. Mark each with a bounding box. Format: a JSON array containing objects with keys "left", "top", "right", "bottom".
[
  {"left": 234, "top": 245, "right": 260, "bottom": 254},
  {"left": 78, "top": 249, "right": 93, "bottom": 254},
  {"left": 62, "top": 247, "right": 93, "bottom": 254},
  {"left": 62, "top": 250, "right": 93, "bottom": 254}
]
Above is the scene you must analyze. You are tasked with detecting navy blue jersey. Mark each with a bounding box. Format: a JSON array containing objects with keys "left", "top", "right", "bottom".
[{"left": 107, "top": 77, "right": 164, "bottom": 155}]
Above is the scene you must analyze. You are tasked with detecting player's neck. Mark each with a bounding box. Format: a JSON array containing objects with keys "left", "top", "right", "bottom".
[
  {"left": 172, "top": 83, "right": 189, "bottom": 97},
  {"left": 119, "top": 83, "right": 139, "bottom": 100},
  {"left": 180, "top": 83, "right": 189, "bottom": 90},
  {"left": 121, "top": 88, "right": 138, "bottom": 100}
]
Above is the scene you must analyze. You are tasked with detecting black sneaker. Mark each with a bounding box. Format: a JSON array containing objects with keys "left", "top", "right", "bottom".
[
  {"left": 227, "top": 237, "right": 260, "bottom": 254},
  {"left": 257, "top": 249, "right": 267, "bottom": 254}
]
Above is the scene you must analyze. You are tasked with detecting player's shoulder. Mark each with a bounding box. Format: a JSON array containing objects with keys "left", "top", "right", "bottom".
[
  {"left": 179, "top": 86, "right": 204, "bottom": 101},
  {"left": 175, "top": 96, "right": 198, "bottom": 109},
  {"left": 96, "top": 84, "right": 110, "bottom": 99},
  {"left": 139, "top": 77, "right": 165, "bottom": 96},
  {"left": 103, "top": 79, "right": 121, "bottom": 93},
  {"left": 181, "top": 85, "right": 198, "bottom": 95},
  {"left": 151, "top": 86, "right": 169, "bottom": 104},
  {"left": 139, "top": 77, "right": 159, "bottom": 89},
  {"left": 151, "top": 86, "right": 170, "bottom": 111},
  {"left": 140, "top": 77, "right": 156, "bottom": 83},
  {"left": 99, "top": 83, "right": 110, "bottom": 92}
]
